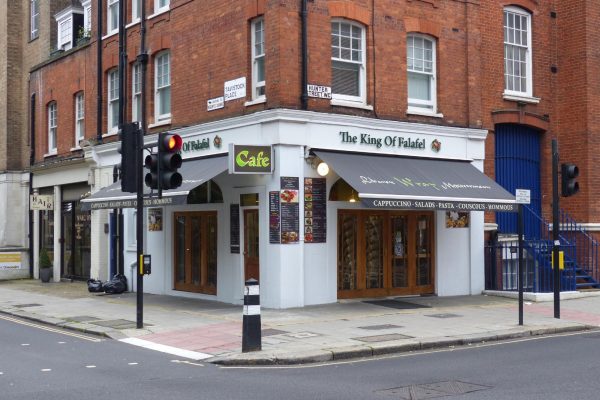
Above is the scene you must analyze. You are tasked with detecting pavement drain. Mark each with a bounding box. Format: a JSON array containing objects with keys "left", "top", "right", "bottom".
[
  {"left": 425, "top": 313, "right": 462, "bottom": 319},
  {"left": 353, "top": 333, "right": 414, "bottom": 343},
  {"left": 285, "top": 331, "right": 321, "bottom": 339},
  {"left": 90, "top": 319, "right": 139, "bottom": 329},
  {"left": 358, "top": 324, "right": 403, "bottom": 330},
  {"left": 262, "top": 328, "right": 288, "bottom": 337},
  {"left": 12, "top": 304, "right": 43, "bottom": 308},
  {"left": 376, "top": 380, "right": 492, "bottom": 399},
  {"left": 67, "top": 316, "right": 102, "bottom": 323}
]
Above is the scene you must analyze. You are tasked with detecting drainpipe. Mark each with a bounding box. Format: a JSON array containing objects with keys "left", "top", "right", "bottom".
[
  {"left": 300, "top": 0, "right": 308, "bottom": 110},
  {"left": 96, "top": 0, "right": 103, "bottom": 144},
  {"left": 28, "top": 94, "right": 36, "bottom": 277}
]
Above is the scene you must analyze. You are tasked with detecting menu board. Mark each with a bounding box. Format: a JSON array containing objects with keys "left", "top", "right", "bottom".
[
  {"left": 230, "top": 204, "right": 240, "bottom": 253},
  {"left": 304, "top": 178, "right": 326, "bottom": 243},
  {"left": 269, "top": 191, "right": 280, "bottom": 244},
  {"left": 280, "top": 177, "right": 299, "bottom": 244}
]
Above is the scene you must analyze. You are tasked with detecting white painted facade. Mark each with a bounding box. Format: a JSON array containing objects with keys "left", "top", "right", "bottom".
[
  {"left": 0, "top": 172, "right": 30, "bottom": 280},
  {"left": 83, "top": 109, "right": 490, "bottom": 308}
]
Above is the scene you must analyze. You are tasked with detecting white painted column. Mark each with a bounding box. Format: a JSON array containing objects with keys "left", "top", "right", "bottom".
[
  {"left": 469, "top": 210, "right": 485, "bottom": 294},
  {"left": 53, "top": 186, "right": 62, "bottom": 282}
]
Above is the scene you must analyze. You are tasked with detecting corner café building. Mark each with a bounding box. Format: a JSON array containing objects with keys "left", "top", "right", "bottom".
[{"left": 83, "top": 110, "right": 516, "bottom": 309}]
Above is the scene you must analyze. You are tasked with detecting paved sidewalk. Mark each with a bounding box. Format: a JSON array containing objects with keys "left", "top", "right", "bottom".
[{"left": 1, "top": 279, "right": 599, "bottom": 365}]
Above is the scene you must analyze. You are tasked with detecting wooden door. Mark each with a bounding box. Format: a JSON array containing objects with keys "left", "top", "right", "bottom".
[
  {"left": 244, "top": 209, "right": 260, "bottom": 281},
  {"left": 173, "top": 211, "right": 217, "bottom": 294}
]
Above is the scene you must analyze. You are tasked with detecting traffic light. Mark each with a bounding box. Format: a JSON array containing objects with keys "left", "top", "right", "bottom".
[
  {"left": 118, "top": 122, "right": 139, "bottom": 193},
  {"left": 144, "top": 132, "right": 183, "bottom": 192},
  {"left": 561, "top": 163, "right": 579, "bottom": 197}
]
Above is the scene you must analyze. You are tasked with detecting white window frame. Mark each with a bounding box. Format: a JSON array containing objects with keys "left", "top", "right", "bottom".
[
  {"left": 132, "top": 62, "right": 142, "bottom": 122},
  {"left": 330, "top": 19, "right": 367, "bottom": 106},
  {"left": 406, "top": 33, "right": 437, "bottom": 115},
  {"left": 154, "top": 0, "right": 170, "bottom": 14},
  {"left": 82, "top": 0, "right": 92, "bottom": 33},
  {"left": 131, "top": 0, "right": 141, "bottom": 22},
  {"left": 251, "top": 17, "right": 266, "bottom": 101},
  {"left": 31, "top": 0, "right": 40, "bottom": 40},
  {"left": 75, "top": 92, "right": 85, "bottom": 145},
  {"left": 58, "top": 18, "right": 73, "bottom": 49},
  {"left": 154, "top": 51, "right": 171, "bottom": 122},
  {"left": 107, "top": 0, "right": 119, "bottom": 35},
  {"left": 48, "top": 102, "right": 57, "bottom": 154},
  {"left": 108, "top": 69, "right": 119, "bottom": 134},
  {"left": 503, "top": 6, "right": 533, "bottom": 98}
]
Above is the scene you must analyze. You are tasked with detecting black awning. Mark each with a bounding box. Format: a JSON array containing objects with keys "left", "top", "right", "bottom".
[
  {"left": 81, "top": 154, "right": 228, "bottom": 210},
  {"left": 315, "top": 150, "right": 516, "bottom": 212}
]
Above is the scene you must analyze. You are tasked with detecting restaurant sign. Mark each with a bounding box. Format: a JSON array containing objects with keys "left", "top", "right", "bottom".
[
  {"left": 229, "top": 144, "right": 273, "bottom": 174},
  {"left": 340, "top": 131, "right": 441, "bottom": 152},
  {"left": 362, "top": 198, "right": 517, "bottom": 212}
]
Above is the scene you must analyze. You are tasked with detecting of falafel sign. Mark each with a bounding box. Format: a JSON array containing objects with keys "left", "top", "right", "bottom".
[{"left": 229, "top": 144, "right": 273, "bottom": 174}]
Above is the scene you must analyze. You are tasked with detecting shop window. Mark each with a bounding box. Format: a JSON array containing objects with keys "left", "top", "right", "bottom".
[
  {"left": 329, "top": 178, "right": 357, "bottom": 202},
  {"left": 240, "top": 193, "right": 259, "bottom": 207},
  {"left": 40, "top": 210, "right": 55, "bottom": 260},
  {"left": 187, "top": 180, "right": 223, "bottom": 204}
]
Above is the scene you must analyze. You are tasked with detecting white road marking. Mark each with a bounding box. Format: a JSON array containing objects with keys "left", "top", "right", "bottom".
[
  {"left": 0, "top": 315, "right": 102, "bottom": 342},
  {"left": 21, "top": 344, "right": 30, "bottom": 346},
  {"left": 171, "top": 360, "right": 204, "bottom": 367},
  {"left": 85, "top": 365, "right": 96, "bottom": 369},
  {"left": 128, "top": 362, "right": 138, "bottom": 365},
  {"left": 41, "top": 369, "right": 51, "bottom": 372},
  {"left": 120, "top": 338, "right": 212, "bottom": 361},
  {"left": 58, "top": 342, "right": 66, "bottom": 344}
]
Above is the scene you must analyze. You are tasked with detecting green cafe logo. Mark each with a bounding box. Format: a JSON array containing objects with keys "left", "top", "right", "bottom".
[
  {"left": 231, "top": 145, "right": 273, "bottom": 173},
  {"left": 235, "top": 149, "right": 270, "bottom": 168}
]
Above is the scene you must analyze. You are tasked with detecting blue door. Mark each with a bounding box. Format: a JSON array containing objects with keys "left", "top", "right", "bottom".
[{"left": 495, "top": 124, "right": 542, "bottom": 236}]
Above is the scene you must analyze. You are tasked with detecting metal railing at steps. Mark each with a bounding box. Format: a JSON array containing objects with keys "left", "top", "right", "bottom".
[{"left": 485, "top": 206, "right": 599, "bottom": 292}]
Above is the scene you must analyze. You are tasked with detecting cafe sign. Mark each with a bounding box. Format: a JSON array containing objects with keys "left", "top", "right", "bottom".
[{"left": 229, "top": 144, "right": 273, "bottom": 174}]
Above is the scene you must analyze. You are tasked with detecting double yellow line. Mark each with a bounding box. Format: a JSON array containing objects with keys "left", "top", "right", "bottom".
[{"left": 0, "top": 314, "right": 103, "bottom": 342}]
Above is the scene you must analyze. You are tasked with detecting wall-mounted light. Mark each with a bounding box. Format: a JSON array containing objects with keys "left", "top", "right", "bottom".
[
  {"left": 316, "top": 162, "right": 329, "bottom": 176},
  {"left": 349, "top": 189, "right": 357, "bottom": 203}
]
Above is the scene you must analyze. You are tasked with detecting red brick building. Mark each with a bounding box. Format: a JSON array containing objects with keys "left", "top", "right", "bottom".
[{"left": 27, "top": 0, "right": 599, "bottom": 304}]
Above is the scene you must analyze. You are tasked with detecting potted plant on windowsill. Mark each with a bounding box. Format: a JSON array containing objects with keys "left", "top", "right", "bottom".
[{"left": 39, "top": 247, "right": 53, "bottom": 283}]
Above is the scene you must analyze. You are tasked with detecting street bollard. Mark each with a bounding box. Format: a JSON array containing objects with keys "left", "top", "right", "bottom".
[{"left": 242, "top": 278, "right": 261, "bottom": 352}]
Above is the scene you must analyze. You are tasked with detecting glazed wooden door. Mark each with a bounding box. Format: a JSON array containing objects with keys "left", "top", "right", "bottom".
[
  {"left": 173, "top": 212, "right": 217, "bottom": 294},
  {"left": 244, "top": 209, "right": 260, "bottom": 281},
  {"left": 337, "top": 210, "right": 434, "bottom": 298}
]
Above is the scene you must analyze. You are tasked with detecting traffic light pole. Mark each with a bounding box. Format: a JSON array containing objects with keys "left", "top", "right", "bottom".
[
  {"left": 552, "top": 139, "right": 560, "bottom": 319},
  {"left": 135, "top": 0, "right": 149, "bottom": 330}
]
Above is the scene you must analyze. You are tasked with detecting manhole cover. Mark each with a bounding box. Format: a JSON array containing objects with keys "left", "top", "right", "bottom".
[
  {"left": 262, "top": 328, "right": 288, "bottom": 337},
  {"left": 68, "top": 316, "right": 101, "bottom": 323},
  {"left": 353, "top": 333, "right": 414, "bottom": 343},
  {"left": 359, "top": 324, "right": 403, "bottom": 330},
  {"left": 377, "top": 380, "right": 492, "bottom": 399},
  {"left": 13, "top": 304, "right": 43, "bottom": 308},
  {"left": 425, "top": 314, "right": 461, "bottom": 319},
  {"left": 91, "top": 319, "right": 138, "bottom": 329}
]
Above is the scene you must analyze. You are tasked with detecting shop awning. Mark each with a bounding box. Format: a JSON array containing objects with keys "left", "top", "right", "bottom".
[
  {"left": 315, "top": 150, "right": 517, "bottom": 212},
  {"left": 81, "top": 154, "right": 228, "bottom": 211}
]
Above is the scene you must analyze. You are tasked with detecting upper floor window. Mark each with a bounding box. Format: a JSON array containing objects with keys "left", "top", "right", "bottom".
[
  {"left": 48, "top": 102, "right": 57, "bottom": 154},
  {"left": 132, "top": 0, "right": 141, "bottom": 22},
  {"left": 407, "top": 34, "right": 437, "bottom": 114},
  {"left": 31, "top": 0, "right": 40, "bottom": 40},
  {"left": 331, "top": 20, "right": 366, "bottom": 104},
  {"left": 82, "top": 0, "right": 92, "bottom": 33},
  {"left": 108, "top": 0, "right": 119, "bottom": 35},
  {"left": 132, "top": 63, "right": 142, "bottom": 122},
  {"left": 108, "top": 69, "right": 119, "bottom": 133},
  {"left": 155, "top": 0, "right": 170, "bottom": 14},
  {"left": 155, "top": 51, "right": 171, "bottom": 122},
  {"left": 251, "top": 17, "right": 265, "bottom": 100},
  {"left": 75, "top": 92, "right": 85, "bottom": 145},
  {"left": 503, "top": 7, "right": 532, "bottom": 97},
  {"left": 59, "top": 19, "right": 73, "bottom": 49}
]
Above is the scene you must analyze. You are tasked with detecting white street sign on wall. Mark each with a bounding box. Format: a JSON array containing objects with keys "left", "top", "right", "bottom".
[{"left": 224, "top": 77, "right": 246, "bottom": 101}]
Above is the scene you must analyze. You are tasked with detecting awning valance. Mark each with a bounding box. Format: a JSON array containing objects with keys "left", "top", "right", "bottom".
[
  {"left": 315, "top": 150, "right": 516, "bottom": 212},
  {"left": 81, "top": 154, "right": 228, "bottom": 210}
]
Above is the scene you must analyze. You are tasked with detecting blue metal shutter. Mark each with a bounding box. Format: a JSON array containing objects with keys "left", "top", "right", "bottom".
[{"left": 495, "top": 124, "right": 541, "bottom": 235}]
